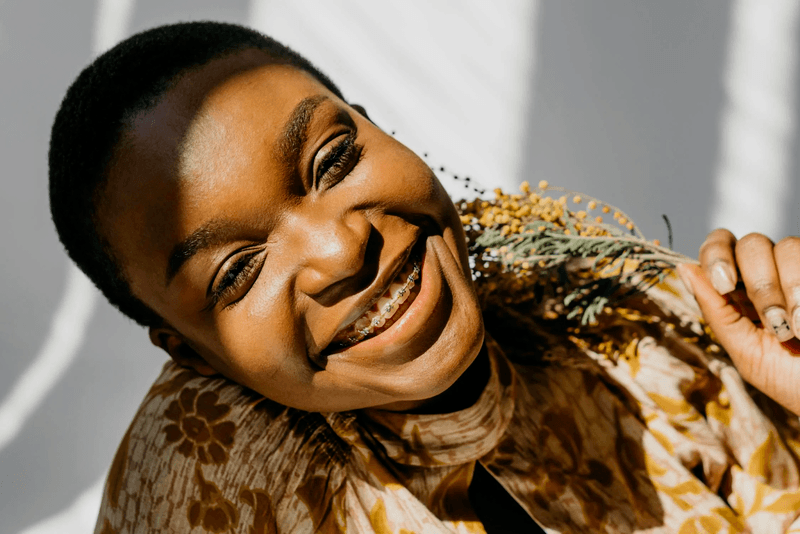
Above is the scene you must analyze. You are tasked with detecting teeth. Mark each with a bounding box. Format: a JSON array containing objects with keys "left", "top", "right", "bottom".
[
  {"left": 340, "top": 259, "right": 421, "bottom": 345},
  {"left": 383, "top": 302, "right": 399, "bottom": 318},
  {"left": 354, "top": 316, "right": 372, "bottom": 331},
  {"left": 390, "top": 283, "right": 406, "bottom": 299},
  {"left": 377, "top": 296, "right": 393, "bottom": 312}
]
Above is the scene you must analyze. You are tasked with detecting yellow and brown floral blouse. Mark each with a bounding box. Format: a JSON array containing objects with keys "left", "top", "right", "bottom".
[
  {"left": 95, "top": 187, "right": 800, "bottom": 533},
  {"left": 96, "top": 271, "right": 800, "bottom": 533}
]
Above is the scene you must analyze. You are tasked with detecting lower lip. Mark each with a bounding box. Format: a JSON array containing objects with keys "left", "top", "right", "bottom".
[{"left": 327, "top": 235, "right": 450, "bottom": 363}]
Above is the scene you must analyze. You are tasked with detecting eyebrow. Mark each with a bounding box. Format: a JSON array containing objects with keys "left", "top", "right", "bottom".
[
  {"left": 165, "top": 219, "right": 246, "bottom": 286},
  {"left": 274, "top": 94, "right": 329, "bottom": 171},
  {"left": 165, "top": 95, "right": 330, "bottom": 286}
]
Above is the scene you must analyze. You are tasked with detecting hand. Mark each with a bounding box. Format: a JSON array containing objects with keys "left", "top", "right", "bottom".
[{"left": 676, "top": 229, "right": 800, "bottom": 414}]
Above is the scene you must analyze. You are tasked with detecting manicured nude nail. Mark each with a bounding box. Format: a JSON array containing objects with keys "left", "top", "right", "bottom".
[
  {"left": 711, "top": 263, "right": 735, "bottom": 295},
  {"left": 765, "top": 307, "right": 793, "bottom": 342}
]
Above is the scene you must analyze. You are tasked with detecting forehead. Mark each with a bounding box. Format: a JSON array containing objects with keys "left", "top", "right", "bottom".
[
  {"left": 129, "top": 53, "right": 329, "bottom": 172},
  {"left": 173, "top": 65, "right": 330, "bottom": 187}
]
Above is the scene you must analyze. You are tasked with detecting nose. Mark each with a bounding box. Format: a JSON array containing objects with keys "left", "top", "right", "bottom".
[{"left": 291, "top": 208, "right": 373, "bottom": 300}]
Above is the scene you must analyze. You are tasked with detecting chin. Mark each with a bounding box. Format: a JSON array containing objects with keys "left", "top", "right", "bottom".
[
  {"left": 370, "top": 321, "right": 485, "bottom": 413},
  {"left": 369, "top": 256, "right": 486, "bottom": 410}
]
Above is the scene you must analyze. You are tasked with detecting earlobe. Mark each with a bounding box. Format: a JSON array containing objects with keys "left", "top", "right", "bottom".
[{"left": 148, "top": 326, "right": 218, "bottom": 377}]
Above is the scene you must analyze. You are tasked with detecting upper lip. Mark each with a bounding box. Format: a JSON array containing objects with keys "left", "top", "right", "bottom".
[{"left": 318, "top": 230, "right": 423, "bottom": 355}]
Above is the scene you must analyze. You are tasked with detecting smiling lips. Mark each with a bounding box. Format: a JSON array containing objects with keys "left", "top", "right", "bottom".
[{"left": 328, "top": 255, "right": 422, "bottom": 351}]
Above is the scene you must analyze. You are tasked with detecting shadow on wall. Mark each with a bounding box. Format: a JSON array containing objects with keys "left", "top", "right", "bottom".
[{"left": 520, "top": 1, "right": 731, "bottom": 258}]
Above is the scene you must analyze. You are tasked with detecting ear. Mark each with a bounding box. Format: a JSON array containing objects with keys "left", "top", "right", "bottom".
[
  {"left": 148, "top": 326, "right": 218, "bottom": 377},
  {"left": 350, "top": 103, "right": 371, "bottom": 122}
]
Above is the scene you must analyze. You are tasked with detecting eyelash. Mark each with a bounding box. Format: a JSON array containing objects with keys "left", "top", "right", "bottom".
[
  {"left": 209, "top": 251, "right": 261, "bottom": 309},
  {"left": 315, "top": 131, "right": 363, "bottom": 189}
]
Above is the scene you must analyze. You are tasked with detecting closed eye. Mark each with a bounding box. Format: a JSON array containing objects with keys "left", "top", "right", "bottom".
[
  {"left": 207, "top": 250, "right": 263, "bottom": 310},
  {"left": 315, "top": 130, "right": 362, "bottom": 190}
]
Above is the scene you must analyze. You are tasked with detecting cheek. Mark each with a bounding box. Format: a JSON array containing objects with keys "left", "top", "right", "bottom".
[
  {"left": 444, "top": 223, "right": 473, "bottom": 282},
  {"left": 210, "top": 291, "right": 309, "bottom": 392},
  {"left": 368, "top": 139, "right": 454, "bottom": 213}
]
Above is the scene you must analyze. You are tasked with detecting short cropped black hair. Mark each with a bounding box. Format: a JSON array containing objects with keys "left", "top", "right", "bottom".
[{"left": 49, "top": 21, "right": 344, "bottom": 328}]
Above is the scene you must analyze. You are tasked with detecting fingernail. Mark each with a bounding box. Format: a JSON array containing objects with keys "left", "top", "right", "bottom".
[
  {"left": 711, "top": 263, "right": 736, "bottom": 295},
  {"left": 765, "top": 307, "right": 794, "bottom": 342},
  {"left": 676, "top": 265, "right": 694, "bottom": 297}
]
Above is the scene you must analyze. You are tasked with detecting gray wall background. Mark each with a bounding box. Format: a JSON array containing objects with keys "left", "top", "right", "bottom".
[{"left": 1, "top": 1, "right": 798, "bottom": 532}]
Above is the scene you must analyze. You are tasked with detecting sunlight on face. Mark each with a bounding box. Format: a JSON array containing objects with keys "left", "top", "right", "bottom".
[{"left": 99, "top": 51, "right": 484, "bottom": 412}]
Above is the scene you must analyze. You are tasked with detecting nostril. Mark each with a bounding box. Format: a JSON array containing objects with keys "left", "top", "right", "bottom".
[
  {"left": 297, "top": 219, "right": 381, "bottom": 304},
  {"left": 362, "top": 225, "right": 383, "bottom": 271}
]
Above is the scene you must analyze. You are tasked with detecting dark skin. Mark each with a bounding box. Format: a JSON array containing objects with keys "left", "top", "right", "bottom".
[
  {"left": 680, "top": 231, "right": 800, "bottom": 415},
  {"left": 98, "top": 49, "right": 485, "bottom": 413},
  {"left": 98, "top": 48, "right": 800, "bottom": 417}
]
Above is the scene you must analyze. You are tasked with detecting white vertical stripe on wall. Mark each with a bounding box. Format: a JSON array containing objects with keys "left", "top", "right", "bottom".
[
  {"left": 0, "top": 0, "right": 137, "bottom": 458},
  {"left": 7, "top": 0, "right": 136, "bottom": 531},
  {"left": 709, "top": 0, "right": 799, "bottom": 238},
  {"left": 0, "top": 0, "right": 134, "bottom": 461},
  {"left": 0, "top": 265, "right": 96, "bottom": 453},
  {"left": 93, "top": 0, "right": 136, "bottom": 53},
  {"left": 248, "top": 0, "right": 539, "bottom": 197}
]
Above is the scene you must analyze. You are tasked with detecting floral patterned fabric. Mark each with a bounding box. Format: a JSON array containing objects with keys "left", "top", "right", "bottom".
[{"left": 96, "top": 266, "right": 800, "bottom": 533}]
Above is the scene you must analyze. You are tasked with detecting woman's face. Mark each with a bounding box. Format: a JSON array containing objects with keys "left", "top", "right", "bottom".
[{"left": 99, "top": 51, "right": 484, "bottom": 412}]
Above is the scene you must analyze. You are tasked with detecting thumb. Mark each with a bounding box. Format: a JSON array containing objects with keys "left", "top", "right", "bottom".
[{"left": 676, "top": 263, "right": 761, "bottom": 372}]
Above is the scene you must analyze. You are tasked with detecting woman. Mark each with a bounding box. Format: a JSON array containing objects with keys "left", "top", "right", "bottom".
[{"left": 50, "top": 21, "right": 800, "bottom": 533}]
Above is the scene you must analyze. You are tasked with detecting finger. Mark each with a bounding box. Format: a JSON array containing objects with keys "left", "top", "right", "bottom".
[
  {"left": 736, "top": 233, "right": 793, "bottom": 342},
  {"left": 727, "top": 287, "right": 761, "bottom": 324},
  {"left": 676, "top": 263, "right": 762, "bottom": 377},
  {"left": 773, "top": 237, "right": 800, "bottom": 338},
  {"left": 698, "top": 228, "right": 738, "bottom": 294}
]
